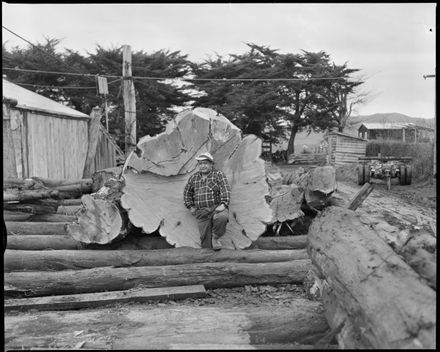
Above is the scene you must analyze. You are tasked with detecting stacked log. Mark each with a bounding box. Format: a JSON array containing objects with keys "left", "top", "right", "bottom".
[{"left": 307, "top": 206, "right": 436, "bottom": 349}]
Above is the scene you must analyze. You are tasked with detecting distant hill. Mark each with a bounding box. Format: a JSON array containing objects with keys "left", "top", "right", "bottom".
[
  {"left": 282, "top": 112, "right": 435, "bottom": 150},
  {"left": 347, "top": 113, "right": 435, "bottom": 130}
]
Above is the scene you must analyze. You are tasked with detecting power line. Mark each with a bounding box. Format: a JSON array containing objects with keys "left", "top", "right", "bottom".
[
  {"left": 2, "top": 25, "right": 96, "bottom": 81},
  {"left": 3, "top": 67, "right": 353, "bottom": 82},
  {"left": 8, "top": 77, "right": 122, "bottom": 91}
]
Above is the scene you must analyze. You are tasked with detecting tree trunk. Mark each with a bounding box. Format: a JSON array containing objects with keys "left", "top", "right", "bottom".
[
  {"left": 4, "top": 189, "right": 60, "bottom": 202},
  {"left": 5, "top": 302, "right": 329, "bottom": 349},
  {"left": 6, "top": 232, "right": 309, "bottom": 251},
  {"left": 4, "top": 248, "right": 309, "bottom": 272},
  {"left": 287, "top": 125, "right": 298, "bottom": 156},
  {"left": 5, "top": 260, "right": 311, "bottom": 297},
  {"left": 5, "top": 221, "right": 67, "bottom": 236},
  {"left": 6, "top": 234, "right": 83, "bottom": 250},
  {"left": 308, "top": 206, "right": 436, "bottom": 349}
]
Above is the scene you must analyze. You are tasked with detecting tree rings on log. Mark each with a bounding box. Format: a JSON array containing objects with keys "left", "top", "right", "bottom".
[
  {"left": 66, "top": 194, "right": 125, "bottom": 244},
  {"left": 121, "top": 108, "right": 272, "bottom": 249}
]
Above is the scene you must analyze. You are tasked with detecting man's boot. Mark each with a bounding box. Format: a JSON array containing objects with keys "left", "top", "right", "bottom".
[{"left": 212, "top": 236, "right": 222, "bottom": 251}]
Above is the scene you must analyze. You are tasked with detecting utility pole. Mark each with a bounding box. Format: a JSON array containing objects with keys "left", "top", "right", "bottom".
[
  {"left": 423, "top": 72, "right": 436, "bottom": 183},
  {"left": 122, "top": 45, "right": 137, "bottom": 156}
]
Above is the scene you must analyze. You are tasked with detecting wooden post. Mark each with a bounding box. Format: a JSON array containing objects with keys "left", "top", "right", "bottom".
[
  {"left": 122, "top": 45, "right": 137, "bottom": 156},
  {"left": 82, "top": 107, "right": 102, "bottom": 178},
  {"left": 346, "top": 182, "right": 374, "bottom": 211}
]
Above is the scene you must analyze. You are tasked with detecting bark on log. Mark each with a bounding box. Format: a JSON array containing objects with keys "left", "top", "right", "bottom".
[
  {"left": 29, "top": 214, "right": 77, "bottom": 223},
  {"left": 56, "top": 205, "right": 83, "bottom": 215},
  {"left": 3, "top": 202, "right": 58, "bottom": 214},
  {"left": 400, "top": 244, "right": 436, "bottom": 290},
  {"left": 304, "top": 166, "right": 336, "bottom": 210},
  {"left": 26, "top": 177, "right": 92, "bottom": 188},
  {"left": 308, "top": 206, "right": 436, "bottom": 349},
  {"left": 5, "top": 260, "right": 311, "bottom": 297},
  {"left": 6, "top": 235, "right": 83, "bottom": 250},
  {"left": 5, "top": 301, "right": 329, "bottom": 349},
  {"left": 122, "top": 108, "right": 272, "bottom": 249},
  {"left": 5, "top": 221, "right": 67, "bottom": 236},
  {"left": 4, "top": 189, "right": 60, "bottom": 202},
  {"left": 4, "top": 248, "right": 309, "bottom": 272},
  {"left": 91, "top": 166, "right": 123, "bottom": 192},
  {"left": 249, "top": 235, "right": 308, "bottom": 250},
  {"left": 5, "top": 231, "right": 308, "bottom": 251},
  {"left": 3, "top": 211, "right": 33, "bottom": 221}
]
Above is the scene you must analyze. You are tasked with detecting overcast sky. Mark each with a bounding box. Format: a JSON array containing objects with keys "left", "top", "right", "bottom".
[{"left": 2, "top": 3, "right": 436, "bottom": 119}]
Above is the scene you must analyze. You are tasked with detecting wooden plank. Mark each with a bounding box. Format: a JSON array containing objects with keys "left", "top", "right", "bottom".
[
  {"left": 346, "top": 183, "right": 374, "bottom": 210},
  {"left": 4, "top": 285, "right": 207, "bottom": 312}
]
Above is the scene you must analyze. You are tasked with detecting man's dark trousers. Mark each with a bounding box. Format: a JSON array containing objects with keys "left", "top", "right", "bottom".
[{"left": 194, "top": 207, "right": 229, "bottom": 248}]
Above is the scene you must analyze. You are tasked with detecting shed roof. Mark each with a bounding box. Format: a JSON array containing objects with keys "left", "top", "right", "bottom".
[
  {"left": 327, "top": 131, "right": 368, "bottom": 142},
  {"left": 2, "top": 78, "right": 89, "bottom": 119},
  {"left": 359, "top": 122, "right": 432, "bottom": 130}
]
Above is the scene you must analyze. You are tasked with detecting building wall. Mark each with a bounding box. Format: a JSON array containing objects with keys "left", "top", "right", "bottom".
[
  {"left": 327, "top": 133, "right": 367, "bottom": 165},
  {"left": 3, "top": 105, "right": 118, "bottom": 181},
  {"left": 26, "top": 111, "right": 89, "bottom": 179},
  {"left": 91, "top": 127, "right": 118, "bottom": 174}
]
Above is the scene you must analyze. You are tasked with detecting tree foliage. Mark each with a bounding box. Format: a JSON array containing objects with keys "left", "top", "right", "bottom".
[
  {"left": 190, "top": 44, "right": 364, "bottom": 154},
  {"left": 2, "top": 39, "right": 194, "bottom": 150},
  {"left": 3, "top": 39, "right": 365, "bottom": 154}
]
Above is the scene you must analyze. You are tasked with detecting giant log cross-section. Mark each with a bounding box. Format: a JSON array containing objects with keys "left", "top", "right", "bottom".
[{"left": 121, "top": 108, "right": 273, "bottom": 249}]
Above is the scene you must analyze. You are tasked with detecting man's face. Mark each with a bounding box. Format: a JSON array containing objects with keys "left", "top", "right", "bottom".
[{"left": 197, "top": 160, "right": 213, "bottom": 174}]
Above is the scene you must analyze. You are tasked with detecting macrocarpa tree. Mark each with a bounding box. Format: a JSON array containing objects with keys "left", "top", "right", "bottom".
[{"left": 190, "top": 43, "right": 364, "bottom": 154}]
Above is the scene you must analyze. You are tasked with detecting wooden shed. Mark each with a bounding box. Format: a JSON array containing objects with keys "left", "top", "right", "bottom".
[
  {"left": 358, "top": 122, "right": 434, "bottom": 143},
  {"left": 2, "top": 78, "right": 122, "bottom": 180},
  {"left": 325, "top": 131, "right": 368, "bottom": 165}
]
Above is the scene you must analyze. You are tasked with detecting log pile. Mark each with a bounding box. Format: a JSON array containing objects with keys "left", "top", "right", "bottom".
[{"left": 307, "top": 206, "right": 436, "bottom": 349}]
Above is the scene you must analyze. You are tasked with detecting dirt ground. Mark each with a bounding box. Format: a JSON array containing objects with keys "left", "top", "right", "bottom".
[{"left": 4, "top": 162, "right": 436, "bottom": 350}]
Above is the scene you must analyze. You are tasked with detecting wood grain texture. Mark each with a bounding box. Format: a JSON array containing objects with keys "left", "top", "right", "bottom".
[
  {"left": 5, "top": 260, "right": 311, "bottom": 297},
  {"left": 308, "top": 206, "right": 436, "bottom": 349},
  {"left": 122, "top": 108, "right": 272, "bottom": 249},
  {"left": 5, "top": 300, "right": 328, "bottom": 349},
  {"left": 4, "top": 248, "right": 309, "bottom": 272}
]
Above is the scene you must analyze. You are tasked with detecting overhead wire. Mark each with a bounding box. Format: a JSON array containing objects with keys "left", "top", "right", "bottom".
[
  {"left": 3, "top": 67, "right": 351, "bottom": 82},
  {"left": 2, "top": 25, "right": 98, "bottom": 82}
]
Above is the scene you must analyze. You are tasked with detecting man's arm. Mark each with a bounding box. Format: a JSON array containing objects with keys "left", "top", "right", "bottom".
[
  {"left": 217, "top": 171, "right": 231, "bottom": 207},
  {"left": 183, "top": 177, "right": 195, "bottom": 209}
]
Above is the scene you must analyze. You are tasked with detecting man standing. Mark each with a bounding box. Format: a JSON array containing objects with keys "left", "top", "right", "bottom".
[{"left": 183, "top": 152, "right": 230, "bottom": 250}]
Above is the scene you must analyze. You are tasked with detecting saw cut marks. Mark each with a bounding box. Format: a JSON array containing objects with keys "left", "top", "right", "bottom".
[{"left": 121, "top": 108, "right": 272, "bottom": 249}]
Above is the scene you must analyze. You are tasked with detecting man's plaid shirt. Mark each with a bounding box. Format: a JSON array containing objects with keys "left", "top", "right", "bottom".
[{"left": 183, "top": 169, "right": 231, "bottom": 210}]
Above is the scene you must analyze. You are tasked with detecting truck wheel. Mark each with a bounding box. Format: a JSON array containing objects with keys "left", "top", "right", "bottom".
[
  {"left": 357, "top": 164, "right": 365, "bottom": 185},
  {"left": 399, "top": 165, "right": 406, "bottom": 185},
  {"left": 405, "top": 165, "right": 412, "bottom": 185}
]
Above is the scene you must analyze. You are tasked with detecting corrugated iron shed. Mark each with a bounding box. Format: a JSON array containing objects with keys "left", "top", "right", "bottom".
[{"left": 2, "top": 79, "right": 89, "bottom": 119}]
